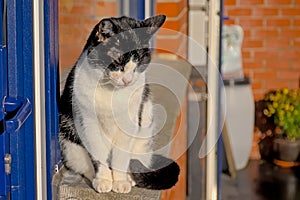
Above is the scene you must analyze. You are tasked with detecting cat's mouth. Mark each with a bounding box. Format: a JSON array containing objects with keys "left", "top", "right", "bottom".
[
  {"left": 110, "top": 76, "right": 135, "bottom": 88},
  {"left": 99, "top": 71, "right": 136, "bottom": 88},
  {"left": 109, "top": 70, "right": 136, "bottom": 87}
]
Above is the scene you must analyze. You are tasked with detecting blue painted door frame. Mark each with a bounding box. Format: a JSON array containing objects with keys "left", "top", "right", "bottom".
[
  {"left": 0, "top": 0, "right": 59, "bottom": 199},
  {"left": 44, "top": 0, "right": 60, "bottom": 199}
]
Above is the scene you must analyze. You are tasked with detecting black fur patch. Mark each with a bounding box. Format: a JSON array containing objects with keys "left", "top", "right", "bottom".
[
  {"left": 59, "top": 114, "right": 82, "bottom": 145},
  {"left": 129, "top": 154, "right": 180, "bottom": 190},
  {"left": 138, "top": 83, "right": 151, "bottom": 127},
  {"left": 60, "top": 67, "right": 76, "bottom": 118}
]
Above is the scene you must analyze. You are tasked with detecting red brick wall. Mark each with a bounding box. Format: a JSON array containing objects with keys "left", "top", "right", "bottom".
[
  {"left": 224, "top": 0, "right": 300, "bottom": 100},
  {"left": 59, "top": 0, "right": 118, "bottom": 70},
  {"left": 155, "top": 0, "right": 188, "bottom": 58}
]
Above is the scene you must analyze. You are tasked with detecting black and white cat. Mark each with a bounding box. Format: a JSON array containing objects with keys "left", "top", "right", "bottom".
[{"left": 59, "top": 15, "right": 180, "bottom": 194}]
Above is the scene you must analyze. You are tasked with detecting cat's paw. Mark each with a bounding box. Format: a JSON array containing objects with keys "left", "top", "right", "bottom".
[
  {"left": 92, "top": 178, "right": 113, "bottom": 193},
  {"left": 112, "top": 180, "right": 132, "bottom": 193}
]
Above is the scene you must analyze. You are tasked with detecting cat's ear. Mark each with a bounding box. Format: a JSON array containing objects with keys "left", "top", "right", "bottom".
[
  {"left": 84, "top": 18, "right": 117, "bottom": 53},
  {"left": 97, "top": 18, "right": 117, "bottom": 41},
  {"left": 142, "top": 14, "right": 166, "bottom": 36}
]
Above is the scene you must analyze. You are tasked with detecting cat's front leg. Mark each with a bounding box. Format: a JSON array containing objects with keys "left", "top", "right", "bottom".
[
  {"left": 111, "top": 145, "right": 133, "bottom": 193},
  {"left": 73, "top": 109, "right": 115, "bottom": 193},
  {"left": 92, "top": 164, "right": 113, "bottom": 193},
  {"left": 112, "top": 170, "right": 132, "bottom": 193}
]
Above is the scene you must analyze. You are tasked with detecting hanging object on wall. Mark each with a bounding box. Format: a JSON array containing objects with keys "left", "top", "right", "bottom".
[{"left": 221, "top": 25, "right": 244, "bottom": 79}]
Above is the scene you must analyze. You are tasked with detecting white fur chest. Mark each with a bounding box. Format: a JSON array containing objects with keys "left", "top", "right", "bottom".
[
  {"left": 94, "top": 75, "right": 145, "bottom": 131},
  {"left": 73, "top": 56, "right": 147, "bottom": 138}
]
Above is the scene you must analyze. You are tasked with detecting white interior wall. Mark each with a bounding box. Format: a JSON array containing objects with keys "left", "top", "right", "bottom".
[{"left": 188, "top": 0, "right": 207, "bottom": 66}]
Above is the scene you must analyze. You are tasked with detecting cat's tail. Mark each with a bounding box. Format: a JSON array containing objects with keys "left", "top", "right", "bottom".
[{"left": 129, "top": 154, "right": 180, "bottom": 190}]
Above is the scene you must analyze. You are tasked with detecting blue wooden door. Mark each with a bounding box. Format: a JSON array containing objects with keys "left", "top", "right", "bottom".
[
  {"left": 0, "top": 0, "right": 35, "bottom": 199},
  {"left": 0, "top": 1, "right": 9, "bottom": 197},
  {"left": 0, "top": 0, "right": 59, "bottom": 199}
]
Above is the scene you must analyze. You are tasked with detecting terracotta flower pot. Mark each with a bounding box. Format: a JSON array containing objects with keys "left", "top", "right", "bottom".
[{"left": 273, "top": 138, "right": 300, "bottom": 167}]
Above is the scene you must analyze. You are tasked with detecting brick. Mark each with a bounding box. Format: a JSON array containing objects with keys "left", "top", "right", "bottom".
[
  {"left": 227, "top": 8, "right": 252, "bottom": 16},
  {"left": 60, "top": 25, "right": 87, "bottom": 39},
  {"left": 291, "top": 60, "right": 300, "bottom": 69},
  {"left": 277, "top": 70, "right": 300, "bottom": 80},
  {"left": 225, "top": 0, "right": 236, "bottom": 5},
  {"left": 243, "top": 29, "right": 251, "bottom": 38},
  {"left": 59, "top": 34, "right": 80, "bottom": 46},
  {"left": 70, "top": 5, "right": 93, "bottom": 14},
  {"left": 294, "top": 40, "right": 300, "bottom": 48},
  {"left": 83, "top": 0, "right": 94, "bottom": 4},
  {"left": 254, "top": 51, "right": 279, "bottom": 59},
  {"left": 242, "top": 50, "right": 251, "bottom": 59},
  {"left": 266, "top": 60, "right": 291, "bottom": 69},
  {"left": 223, "top": 19, "right": 236, "bottom": 25},
  {"left": 60, "top": 57, "right": 77, "bottom": 69},
  {"left": 157, "top": 28, "right": 182, "bottom": 36},
  {"left": 266, "top": 19, "right": 291, "bottom": 27},
  {"left": 282, "top": 8, "right": 300, "bottom": 15},
  {"left": 240, "top": 0, "right": 264, "bottom": 5},
  {"left": 156, "top": 1, "right": 186, "bottom": 17},
  {"left": 265, "top": 80, "right": 290, "bottom": 90},
  {"left": 60, "top": 45, "right": 82, "bottom": 57},
  {"left": 266, "top": 0, "right": 292, "bottom": 5},
  {"left": 265, "top": 38, "right": 291, "bottom": 48},
  {"left": 59, "top": 14, "right": 81, "bottom": 25},
  {"left": 243, "top": 70, "right": 251, "bottom": 79},
  {"left": 253, "top": 8, "right": 278, "bottom": 16},
  {"left": 281, "top": 29, "right": 300, "bottom": 37},
  {"left": 59, "top": 0, "right": 74, "bottom": 12},
  {"left": 243, "top": 39, "right": 263, "bottom": 48},
  {"left": 95, "top": 1, "right": 118, "bottom": 16},
  {"left": 253, "top": 93, "right": 265, "bottom": 101},
  {"left": 243, "top": 60, "right": 264, "bottom": 69},
  {"left": 251, "top": 81, "right": 263, "bottom": 90},
  {"left": 294, "top": 19, "right": 300, "bottom": 26},
  {"left": 279, "top": 50, "right": 300, "bottom": 59},
  {"left": 163, "top": 12, "right": 187, "bottom": 31},
  {"left": 253, "top": 29, "right": 279, "bottom": 38},
  {"left": 156, "top": 37, "right": 182, "bottom": 53},
  {"left": 254, "top": 71, "right": 277, "bottom": 80},
  {"left": 240, "top": 19, "right": 263, "bottom": 27},
  {"left": 82, "top": 20, "right": 101, "bottom": 31}
]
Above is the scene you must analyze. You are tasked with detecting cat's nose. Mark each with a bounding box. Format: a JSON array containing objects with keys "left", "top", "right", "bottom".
[
  {"left": 122, "top": 73, "right": 133, "bottom": 85},
  {"left": 122, "top": 78, "right": 131, "bottom": 85}
]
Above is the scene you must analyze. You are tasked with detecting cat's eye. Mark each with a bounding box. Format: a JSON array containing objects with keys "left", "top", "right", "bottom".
[
  {"left": 108, "top": 63, "right": 121, "bottom": 71},
  {"left": 132, "top": 53, "right": 139, "bottom": 62}
]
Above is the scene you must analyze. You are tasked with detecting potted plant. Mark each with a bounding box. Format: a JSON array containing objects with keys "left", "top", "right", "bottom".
[{"left": 263, "top": 88, "right": 300, "bottom": 167}]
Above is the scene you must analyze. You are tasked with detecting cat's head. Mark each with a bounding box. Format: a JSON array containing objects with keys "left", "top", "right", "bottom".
[{"left": 85, "top": 15, "right": 166, "bottom": 87}]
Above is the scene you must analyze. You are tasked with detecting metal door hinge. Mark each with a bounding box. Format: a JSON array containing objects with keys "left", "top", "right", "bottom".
[{"left": 4, "top": 154, "right": 12, "bottom": 174}]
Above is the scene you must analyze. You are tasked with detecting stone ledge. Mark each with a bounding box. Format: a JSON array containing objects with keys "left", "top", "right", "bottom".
[{"left": 59, "top": 183, "right": 161, "bottom": 200}]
